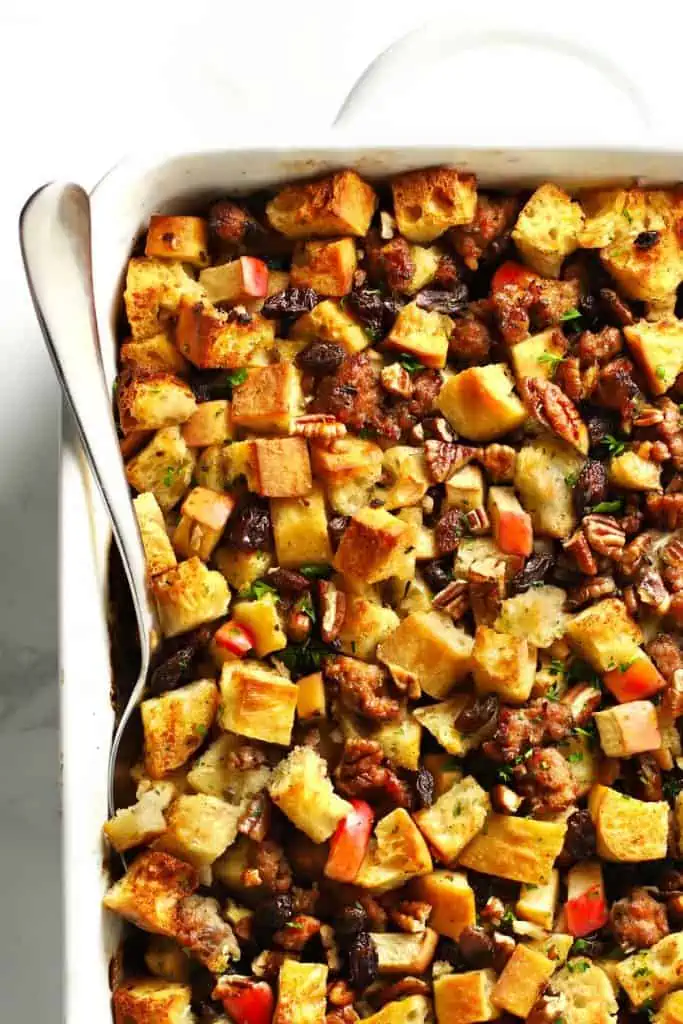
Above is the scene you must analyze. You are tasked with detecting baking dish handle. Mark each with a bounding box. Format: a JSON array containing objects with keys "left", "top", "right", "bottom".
[{"left": 334, "top": 13, "right": 661, "bottom": 146}]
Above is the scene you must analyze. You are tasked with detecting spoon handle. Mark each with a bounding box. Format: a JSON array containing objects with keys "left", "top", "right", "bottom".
[{"left": 20, "top": 183, "right": 154, "bottom": 786}]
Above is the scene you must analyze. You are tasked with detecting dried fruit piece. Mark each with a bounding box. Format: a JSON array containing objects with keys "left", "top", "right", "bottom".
[
  {"left": 509, "top": 552, "right": 553, "bottom": 595},
  {"left": 296, "top": 341, "right": 345, "bottom": 376},
  {"left": 434, "top": 508, "right": 465, "bottom": 554},
  {"left": 573, "top": 460, "right": 608, "bottom": 518},
  {"left": 262, "top": 287, "right": 320, "bottom": 318},
  {"left": 415, "top": 284, "right": 468, "bottom": 315}
]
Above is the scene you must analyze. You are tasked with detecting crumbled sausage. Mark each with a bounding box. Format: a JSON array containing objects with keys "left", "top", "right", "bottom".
[
  {"left": 515, "top": 748, "right": 577, "bottom": 816},
  {"left": 254, "top": 841, "right": 292, "bottom": 893},
  {"left": 324, "top": 657, "right": 401, "bottom": 721},
  {"left": 647, "top": 634, "right": 683, "bottom": 681},
  {"left": 577, "top": 326, "right": 622, "bottom": 365},
  {"left": 573, "top": 460, "right": 608, "bottom": 518},
  {"left": 484, "top": 699, "right": 574, "bottom": 763},
  {"left": 458, "top": 926, "right": 496, "bottom": 968},
  {"left": 594, "top": 357, "right": 642, "bottom": 420},
  {"left": 365, "top": 232, "right": 415, "bottom": 292},
  {"left": 335, "top": 738, "right": 411, "bottom": 807},
  {"left": 208, "top": 199, "right": 262, "bottom": 245},
  {"left": 449, "top": 195, "right": 518, "bottom": 271},
  {"left": 449, "top": 313, "right": 493, "bottom": 363},
  {"left": 610, "top": 888, "right": 669, "bottom": 951},
  {"left": 175, "top": 895, "right": 240, "bottom": 968},
  {"left": 273, "top": 914, "right": 321, "bottom": 951}
]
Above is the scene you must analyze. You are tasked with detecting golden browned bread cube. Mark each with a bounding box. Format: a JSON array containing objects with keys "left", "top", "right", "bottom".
[
  {"left": 553, "top": 958, "right": 618, "bottom": 1024},
  {"left": 133, "top": 492, "right": 177, "bottom": 577},
  {"left": 370, "top": 929, "right": 439, "bottom": 974},
  {"left": 373, "top": 711, "right": 422, "bottom": 770},
  {"left": 624, "top": 317, "right": 683, "bottom": 395},
  {"left": 608, "top": 450, "right": 661, "bottom": 490},
  {"left": 186, "top": 733, "right": 270, "bottom": 803},
  {"left": 364, "top": 998, "right": 431, "bottom": 1024},
  {"left": 384, "top": 301, "right": 452, "bottom": 369},
  {"left": 516, "top": 870, "right": 559, "bottom": 929},
  {"left": 118, "top": 373, "right": 196, "bottom": 438},
  {"left": 103, "top": 783, "right": 174, "bottom": 854},
  {"left": 289, "top": 238, "right": 357, "bottom": 296},
  {"left": 311, "top": 436, "right": 384, "bottom": 513},
  {"left": 271, "top": 485, "right": 333, "bottom": 568},
  {"left": 379, "top": 447, "right": 431, "bottom": 511},
  {"left": 120, "top": 331, "right": 190, "bottom": 376},
  {"left": 141, "top": 678, "right": 219, "bottom": 778},
  {"left": 654, "top": 991, "right": 683, "bottom": 1024},
  {"left": 458, "top": 813, "right": 567, "bottom": 884},
  {"left": 124, "top": 257, "right": 206, "bottom": 341},
  {"left": 154, "top": 793, "right": 241, "bottom": 867},
  {"left": 269, "top": 746, "right": 352, "bottom": 843},
  {"left": 181, "top": 400, "right": 233, "bottom": 447},
  {"left": 333, "top": 506, "right": 416, "bottom": 584},
  {"left": 338, "top": 595, "right": 399, "bottom": 660},
  {"left": 509, "top": 326, "right": 567, "bottom": 383},
  {"left": 413, "top": 870, "right": 476, "bottom": 939},
  {"left": 214, "top": 547, "right": 272, "bottom": 592},
  {"left": 175, "top": 299, "right": 275, "bottom": 370},
  {"left": 589, "top": 784, "right": 669, "bottom": 862},
  {"left": 274, "top": 961, "right": 328, "bottom": 1024},
  {"left": 492, "top": 944, "right": 555, "bottom": 1018},
  {"left": 566, "top": 598, "right": 642, "bottom": 672},
  {"left": 377, "top": 611, "right": 474, "bottom": 699},
  {"left": 391, "top": 166, "right": 477, "bottom": 243},
  {"left": 194, "top": 444, "right": 227, "bottom": 491},
  {"left": 495, "top": 585, "right": 569, "bottom": 649},
  {"left": 112, "top": 977, "right": 193, "bottom": 1024},
  {"left": 103, "top": 850, "right": 198, "bottom": 935},
  {"left": 356, "top": 807, "right": 433, "bottom": 892},
  {"left": 437, "top": 364, "right": 526, "bottom": 442},
  {"left": 472, "top": 626, "right": 536, "bottom": 703},
  {"left": 152, "top": 558, "right": 230, "bottom": 638},
  {"left": 145, "top": 215, "right": 209, "bottom": 267},
  {"left": 616, "top": 934, "right": 683, "bottom": 1007},
  {"left": 219, "top": 660, "right": 298, "bottom": 745},
  {"left": 232, "top": 594, "right": 287, "bottom": 656},
  {"left": 414, "top": 693, "right": 485, "bottom": 756},
  {"left": 514, "top": 436, "right": 584, "bottom": 539},
  {"left": 249, "top": 437, "right": 313, "bottom": 498},
  {"left": 125, "top": 427, "right": 196, "bottom": 512},
  {"left": 433, "top": 969, "right": 499, "bottom": 1024},
  {"left": 512, "top": 184, "right": 584, "bottom": 278},
  {"left": 173, "top": 487, "right": 235, "bottom": 561},
  {"left": 414, "top": 776, "right": 490, "bottom": 863},
  {"left": 445, "top": 464, "right": 486, "bottom": 512},
  {"left": 266, "top": 169, "right": 376, "bottom": 239},
  {"left": 231, "top": 363, "right": 303, "bottom": 434},
  {"left": 290, "top": 299, "right": 370, "bottom": 354}
]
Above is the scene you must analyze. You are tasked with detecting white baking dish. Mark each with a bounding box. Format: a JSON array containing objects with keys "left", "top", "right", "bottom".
[{"left": 58, "top": 16, "right": 683, "bottom": 1023}]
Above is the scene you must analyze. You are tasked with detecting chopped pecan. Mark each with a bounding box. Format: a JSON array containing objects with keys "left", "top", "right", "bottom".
[
  {"left": 319, "top": 580, "right": 346, "bottom": 643},
  {"left": 560, "top": 683, "right": 603, "bottom": 725},
  {"left": 620, "top": 530, "right": 658, "bottom": 577},
  {"left": 635, "top": 440, "right": 670, "bottom": 464},
  {"left": 335, "top": 738, "right": 411, "bottom": 806},
  {"left": 646, "top": 633, "right": 683, "bottom": 681},
  {"left": 273, "top": 914, "right": 321, "bottom": 951},
  {"left": 468, "top": 569, "right": 504, "bottom": 625},
  {"left": 635, "top": 405, "right": 665, "bottom": 427},
  {"left": 563, "top": 530, "right": 598, "bottom": 575},
  {"left": 645, "top": 492, "right": 683, "bottom": 529},
  {"left": 239, "top": 793, "right": 270, "bottom": 842},
  {"left": 294, "top": 414, "right": 346, "bottom": 440},
  {"left": 662, "top": 537, "right": 683, "bottom": 592},
  {"left": 478, "top": 444, "right": 517, "bottom": 482},
  {"left": 582, "top": 513, "right": 626, "bottom": 558},
  {"left": 435, "top": 508, "right": 465, "bottom": 555},
  {"left": 519, "top": 376, "right": 586, "bottom": 451},
  {"left": 594, "top": 357, "right": 642, "bottom": 421},
  {"left": 374, "top": 978, "right": 430, "bottom": 1008},
  {"left": 577, "top": 326, "right": 622, "bottom": 365},
  {"left": 636, "top": 569, "right": 671, "bottom": 615},
  {"left": 423, "top": 415, "right": 457, "bottom": 443},
  {"left": 554, "top": 356, "right": 598, "bottom": 403},
  {"left": 326, "top": 1009, "right": 360, "bottom": 1024},
  {"left": 567, "top": 574, "right": 617, "bottom": 609},
  {"left": 491, "top": 784, "right": 524, "bottom": 814},
  {"left": 324, "top": 657, "right": 401, "bottom": 721},
  {"left": 465, "top": 507, "right": 490, "bottom": 534},
  {"left": 432, "top": 579, "right": 469, "bottom": 620},
  {"left": 380, "top": 364, "right": 414, "bottom": 398},
  {"left": 623, "top": 584, "right": 639, "bottom": 617},
  {"left": 620, "top": 495, "right": 645, "bottom": 536},
  {"left": 424, "top": 440, "right": 476, "bottom": 483},
  {"left": 655, "top": 398, "right": 683, "bottom": 470},
  {"left": 388, "top": 901, "right": 432, "bottom": 934}
]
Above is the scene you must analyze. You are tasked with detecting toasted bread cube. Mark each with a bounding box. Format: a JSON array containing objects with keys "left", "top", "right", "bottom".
[
  {"left": 371, "top": 930, "right": 439, "bottom": 974},
  {"left": 413, "top": 870, "right": 475, "bottom": 939},
  {"left": 154, "top": 793, "right": 241, "bottom": 867},
  {"left": 290, "top": 237, "right": 357, "bottom": 296},
  {"left": 363, "top": 997, "right": 431, "bottom": 1024},
  {"left": 268, "top": 746, "right": 352, "bottom": 843},
  {"left": 334, "top": 507, "right": 416, "bottom": 584},
  {"left": 104, "top": 782, "right": 174, "bottom": 853},
  {"left": 187, "top": 733, "right": 270, "bottom": 802},
  {"left": 616, "top": 934, "right": 683, "bottom": 1007},
  {"left": 423, "top": 754, "right": 463, "bottom": 797},
  {"left": 271, "top": 485, "right": 332, "bottom": 568},
  {"left": 250, "top": 437, "right": 312, "bottom": 498},
  {"left": 566, "top": 598, "right": 642, "bottom": 672},
  {"left": 121, "top": 331, "right": 191, "bottom": 376},
  {"left": 173, "top": 487, "right": 235, "bottom": 561},
  {"left": 515, "top": 436, "right": 584, "bottom": 539},
  {"left": 459, "top": 813, "right": 567, "bottom": 885},
  {"left": 516, "top": 870, "right": 559, "bottom": 930},
  {"left": 589, "top": 785, "right": 668, "bottom": 862},
  {"left": 224, "top": 440, "right": 258, "bottom": 486},
  {"left": 103, "top": 850, "right": 198, "bottom": 934},
  {"left": 199, "top": 256, "right": 269, "bottom": 305},
  {"left": 297, "top": 672, "right": 326, "bottom": 720},
  {"left": 175, "top": 299, "right": 275, "bottom": 370},
  {"left": 379, "top": 446, "right": 431, "bottom": 511},
  {"left": 384, "top": 301, "right": 452, "bottom": 369},
  {"left": 311, "top": 436, "right": 384, "bottom": 514},
  {"left": 512, "top": 184, "right": 584, "bottom": 278},
  {"left": 595, "top": 700, "right": 661, "bottom": 757},
  {"left": 373, "top": 711, "right": 422, "bottom": 770},
  {"left": 126, "top": 427, "right": 196, "bottom": 512},
  {"left": 655, "top": 991, "right": 683, "bottom": 1024},
  {"left": 219, "top": 660, "right": 298, "bottom": 745},
  {"left": 608, "top": 450, "right": 662, "bottom": 490},
  {"left": 267, "top": 169, "right": 376, "bottom": 239},
  {"left": 392, "top": 167, "right": 477, "bottom": 243},
  {"left": 113, "top": 978, "right": 193, "bottom": 1024},
  {"left": 414, "top": 694, "right": 486, "bottom": 756},
  {"left": 415, "top": 776, "right": 490, "bottom": 863},
  {"left": 553, "top": 958, "right": 618, "bottom": 1024},
  {"left": 603, "top": 229, "right": 683, "bottom": 313},
  {"left": 434, "top": 970, "right": 499, "bottom": 1024},
  {"left": 134, "top": 492, "right": 177, "bottom": 577},
  {"left": 193, "top": 444, "right": 226, "bottom": 490},
  {"left": 495, "top": 585, "right": 569, "bottom": 649},
  {"left": 146, "top": 215, "right": 209, "bottom": 267},
  {"left": 472, "top": 626, "right": 536, "bottom": 704},
  {"left": 141, "top": 678, "right": 218, "bottom": 778},
  {"left": 438, "top": 365, "right": 526, "bottom": 442},
  {"left": 625, "top": 317, "right": 683, "bottom": 395},
  {"left": 509, "top": 327, "right": 568, "bottom": 381},
  {"left": 181, "top": 400, "right": 233, "bottom": 447},
  {"left": 356, "top": 808, "right": 433, "bottom": 892},
  {"left": 232, "top": 594, "right": 287, "bottom": 656},
  {"left": 529, "top": 933, "right": 574, "bottom": 967},
  {"left": 290, "top": 298, "right": 370, "bottom": 354},
  {"left": 124, "top": 257, "right": 206, "bottom": 340},
  {"left": 492, "top": 944, "right": 555, "bottom": 1017},
  {"left": 231, "top": 363, "right": 303, "bottom": 434},
  {"left": 145, "top": 936, "right": 191, "bottom": 982},
  {"left": 274, "top": 960, "right": 328, "bottom": 1024},
  {"left": 338, "top": 596, "right": 400, "bottom": 660},
  {"left": 446, "top": 464, "right": 486, "bottom": 511},
  {"left": 377, "top": 611, "right": 474, "bottom": 699},
  {"left": 153, "top": 558, "right": 230, "bottom": 638},
  {"left": 214, "top": 547, "right": 272, "bottom": 592}
]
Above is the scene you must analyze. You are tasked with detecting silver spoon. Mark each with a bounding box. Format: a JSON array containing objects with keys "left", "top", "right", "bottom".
[{"left": 20, "top": 182, "right": 155, "bottom": 817}]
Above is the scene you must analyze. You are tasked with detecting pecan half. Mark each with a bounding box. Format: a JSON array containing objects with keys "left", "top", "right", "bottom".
[
  {"left": 636, "top": 569, "right": 671, "bottom": 615},
  {"left": 567, "top": 574, "right": 617, "bottom": 609},
  {"left": 335, "top": 738, "right": 410, "bottom": 805},
  {"left": 432, "top": 579, "right": 469, "bottom": 620},
  {"left": 319, "top": 580, "right": 346, "bottom": 643},
  {"left": 519, "top": 376, "right": 586, "bottom": 452},
  {"left": 388, "top": 901, "right": 432, "bottom": 934},
  {"left": 465, "top": 507, "right": 490, "bottom": 535},
  {"left": 468, "top": 569, "right": 504, "bottom": 625},
  {"left": 655, "top": 398, "right": 683, "bottom": 470},
  {"left": 582, "top": 514, "right": 626, "bottom": 559},
  {"left": 635, "top": 405, "right": 665, "bottom": 428},
  {"left": 424, "top": 440, "right": 476, "bottom": 483},
  {"left": 294, "top": 414, "right": 346, "bottom": 440},
  {"left": 620, "top": 530, "right": 658, "bottom": 577},
  {"left": 662, "top": 537, "right": 683, "bottom": 592},
  {"left": 478, "top": 444, "right": 517, "bottom": 482},
  {"left": 554, "top": 356, "right": 598, "bottom": 403},
  {"left": 646, "top": 492, "right": 683, "bottom": 529},
  {"left": 563, "top": 530, "right": 598, "bottom": 575}
]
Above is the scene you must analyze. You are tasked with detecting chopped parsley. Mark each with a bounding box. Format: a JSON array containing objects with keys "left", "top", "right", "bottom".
[
  {"left": 587, "top": 499, "right": 624, "bottom": 515},
  {"left": 163, "top": 465, "right": 178, "bottom": 487},
  {"left": 239, "top": 580, "right": 277, "bottom": 600},
  {"left": 565, "top": 470, "right": 580, "bottom": 487},
  {"left": 656, "top": 365, "right": 668, "bottom": 381},
  {"left": 300, "top": 564, "right": 332, "bottom": 580},
  {"left": 570, "top": 938, "right": 590, "bottom": 955},
  {"left": 622, "top": 207, "right": 633, "bottom": 223},
  {"left": 633, "top": 965, "right": 651, "bottom": 978},
  {"left": 501, "top": 908, "right": 516, "bottom": 927},
  {"left": 398, "top": 355, "right": 425, "bottom": 374},
  {"left": 226, "top": 368, "right": 248, "bottom": 388},
  {"left": 567, "top": 658, "right": 601, "bottom": 687},
  {"left": 600, "top": 434, "right": 626, "bottom": 457},
  {"left": 549, "top": 659, "right": 565, "bottom": 678},
  {"left": 567, "top": 750, "right": 584, "bottom": 763},
  {"left": 618, "top": 656, "right": 638, "bottom": 673},
  {"left": 297, "top": 592, "right": 316, "bottom": 623},
  {"left": 277, "top": 639, "right": 337, "bottom": 679},
  {"left": 453, "top": 802, "right": 463, "bottom": 817},
  {"left": 560, "top": 308, "right": 582, "bottom": 322},
  {"left": 537, "top": 352, "right": 565, "bottom": 372},
  {"left": 567, "top": 960, "right": 589, "bottom": 974}
]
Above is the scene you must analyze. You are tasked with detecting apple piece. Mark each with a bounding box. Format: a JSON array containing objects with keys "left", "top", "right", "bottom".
[
  {"left": 214, "top": 622, "right": 254, "bottom": 659},
  {"left": 594, "top": 700, "right": 661, "bottom": 757},
  {"left": 603, "top": 653, "right": 666, "bottom": 703},
  {"left": 213, "top": 978, "right": 274, "bottom": 1024},
  {"left": 488, "top": 486, "right": 533, "bottom": 556},
  {"left": 324, "top": 800, "right": 374, "bottom": 883},
  {"left": 516, "top": 870, "right": 559, "bottom": 931},
  {"left": 624, "top": 317, "right": 683, "bottom": 396},
  {"left": 565, "top": 860, "right": 609, "bottom": 937},
  {"left": 608, "top": 450, "right": 662, "bottom": 491},
  {"left": 199, "top": 257, "right": 269, "bottom": 304}
]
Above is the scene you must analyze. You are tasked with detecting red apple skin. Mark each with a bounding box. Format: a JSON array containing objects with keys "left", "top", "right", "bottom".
[
  {"left": 324, "top": 799, "right": 374, "bottom": 883},
  {"left": 214, "top": 621, "right": 254, "bottom": 657},
  {"left": 494, "top": 510, "right": 533, "bottom": 557},
  {"left": 240, "top": 257, "right": 269, "bottom": 297}
]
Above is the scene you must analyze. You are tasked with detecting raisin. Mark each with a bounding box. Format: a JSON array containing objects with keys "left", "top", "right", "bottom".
[
  {"left": 335, "top": 905, "right": 368, "bottom": 944},
  {"left": 415, "top": 283, "right": 469, "bottom": 315},
  {"left": 296, "top": 341, "right": 345, "bottom": 376},
  {"left": 328, "top": 515, "right": 350, "bottom": 549},
  {"left": 635, "top": 230, "right": 660, "bottom": 250},
  {"left": 578, "top": 293, "right": 601, "bottom": 331},
  {"left": 228, "top": 502, "right": 272, "bottom": 551},
  {"left": 509, "top": 553, "right": 554, "bottom": 595},
  {"left": 261, "top": 287, "right": 320, "bottom": 318},
  {"left": 414, "top": 767, "right": 435, "bottom": 809},
  {"left": 148, "top": 628, "right": 211, "bottom": 696},
  {"left": 557, "top": 809, "right": 597, "bottom": 867},
  {"left": 574, "top": 459, "right": 608, "bottom": 517},
  {"left": 422, "top": 557, "right": 453, "bottom": 593},
  {"left": 265, "top": 568, "right": 310, "bottom": 594},
  {"left": 344, "top": 288, "right": 399, "bottom": 339},
  {"left": 435, "top": 938, "right": 467, "bottom": 970},
  {"left": 435, "top": 508, "right": 465, "bottom": 555},
  {"left": 456, "top": 694, "right": 500, "bottom": 735},
  {"left": 584, "top": 408, "right": 618, "bottom": 449},
  {"left": 253, "top": 894, "right": 293, "bottom": 935},
  {"left": 348, "top": 933, "right": 378, "bottom": 990},
  {"left": 458, "top": 926, "right": 496, "bottom": 968}
]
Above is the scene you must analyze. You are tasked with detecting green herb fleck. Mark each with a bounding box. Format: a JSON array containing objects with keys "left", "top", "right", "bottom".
[
  {"left": 227, "top": 368, "right": 248, "bottom": 389},
  {"left": 619, "top": 656, "right": 638, "bottom": 673},
  {"left": 567, "top": 750, "right": 584, "bottom": 763},
  {"left": 560, "top": 308, "right": 582, "bottom": 323},
  {"left": 297, "top": 592, "right": 316, "bottom": 623},
  {"left": 398, "top": 355, "right": 425, "bottom": 374},
  {"left": 633, "top": 965, "right": 651, "bottom": 978},
  {"left": 656, "top": 365, "right": 668, "bottom": 381},
  {"left": 195, "top": 724, "right": 207, "bottom": 738},
  {"left": 565, "top": 471, "right": 580, "bottom": 487},
  {"left": 587, "top": 499, "right": 624, "bottom": 515},
  {"left": 549, "top": 659, "right": 565, "bottom": 678},
  {"left": 567, "top": 960, "right": 590, "bottom": 974},
  {"left": 163, "top": 465, "right": 177, "bottom": 487},
  {"left": 299, "top": 564, "right": 332, "bottom": 580},
  {"left": 453, "top": 802, "right": 463, "bottom": 817},
  {"left": 570, "top": 938, "right": 590, "bottom": 955},
  {"left": 239, "top": 580, "right": 278, "bottom": 601},
  {"left": 601, "top": 434, "right": 627, "bottom": 457},
  {"left": 501, "top": 908, "right": 516, "bottom": 927}
]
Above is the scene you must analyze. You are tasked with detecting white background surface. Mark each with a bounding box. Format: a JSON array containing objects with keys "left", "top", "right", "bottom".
[{"left": 0, "top": 0, "right": 677, "bottom": 1017}]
